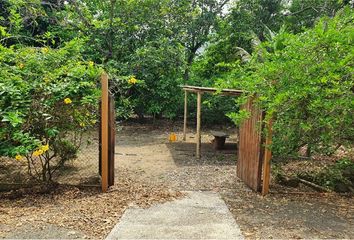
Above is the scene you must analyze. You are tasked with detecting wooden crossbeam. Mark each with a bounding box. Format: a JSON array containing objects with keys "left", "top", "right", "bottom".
[{"left": 182, "top": 85, "right": 243, "bottom": 96}]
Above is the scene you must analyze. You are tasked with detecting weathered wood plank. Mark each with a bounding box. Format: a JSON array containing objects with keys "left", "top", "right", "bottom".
[
  {"left": 182, "top": 85, "right": 243, "bottom": 96},
  {"left": 101, "top": 73, "right": 109, "bottom": 192},
  {"left": 237, "top": 97, "right": 263, "bottom": 191},
  {"left": 108, "top": 95, "right": 115, "bottom": 187},
  {"left": 262, "top": 117, "right": 272, "bottom": 196},
  {"left": 196, "top": 92, "right": 202, "bottom": 159},
  {"left": 183, "top": 90, "right": 188, "bottom": 141}
]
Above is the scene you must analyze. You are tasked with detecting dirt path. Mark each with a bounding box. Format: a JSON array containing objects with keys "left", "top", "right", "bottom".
[
  {"left": 0, "top": 120, "right": 353, "bottom": 239},
  {"left": 116, "top": 120, "right": 354, "bottom": 239}
]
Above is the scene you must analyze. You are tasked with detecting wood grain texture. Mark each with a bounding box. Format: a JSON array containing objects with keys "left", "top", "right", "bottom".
[
  {"left": 237, "top": 97, "right": 264, "bottom": 192},
  {"left": 183, "top": 90, "right": 188, "bottom": 141},
  {"left": 182, "top": 85, "right": 243, "bottom": 96},
  {"left": 262, "top": 118, "right": 272, "bottom": 196},
  {"left": 196, "top": 92, "right": 202, "bottom": 159},
  {"left": 108, "top": 95, "right": 115, "bottom": 187},
  {"left": 101, "top": 73, "right": 109, "bottom": 192}
]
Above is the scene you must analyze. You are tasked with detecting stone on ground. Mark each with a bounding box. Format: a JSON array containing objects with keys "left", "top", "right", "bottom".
[{"left": 106, "top": 191, "right": 244, "bottom": 239}]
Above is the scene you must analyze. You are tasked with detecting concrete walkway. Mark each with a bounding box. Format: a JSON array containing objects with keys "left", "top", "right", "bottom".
[{"left": 106, "top": 191, "right": 244, "bottom": 239}]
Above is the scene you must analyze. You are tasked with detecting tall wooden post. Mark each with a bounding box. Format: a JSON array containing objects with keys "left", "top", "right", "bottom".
[
  {"left": 101, "top": 73, "right": 109, "bottom": 193},
  {"left": 108, "top": 95, "right": 115, "bottom": 187},
  {"left": 262, "top": 117, "right": 273, "bottom": 196},
  {"left": 196, "top": 92, "right": 202, "bottom": 159},
  {"left": 183, "top": 90, "right": 188, "bottom": 141}
]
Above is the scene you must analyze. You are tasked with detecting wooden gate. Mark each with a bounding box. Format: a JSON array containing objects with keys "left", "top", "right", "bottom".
[
  {"left": 99, "top": 73, "right": 115, "bottom": 192},
  {"left": 237, "top": 97, "right": 264, "bottom": 192}
]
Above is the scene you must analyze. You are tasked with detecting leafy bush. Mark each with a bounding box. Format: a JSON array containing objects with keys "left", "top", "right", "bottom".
[
  {"left": 0, "top": 39, "right": 102, "bottom": 183},
  {"left": 127, "top": 39, "right": 185, "bottom": 119},
  {"left": 297, "top": 158, "right": 354, "bottom": 192},
  {"left": 315, "top": 158, "right": 354, "bottom": 191},
  {"left": 221, "top": 7, "right": 354, "bottom": 156}
]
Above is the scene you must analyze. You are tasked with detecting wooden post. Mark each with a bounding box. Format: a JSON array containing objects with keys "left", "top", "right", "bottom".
[
  {"left": 108, "top": 95, "right": 115, "bottom": 187},
  {"left": 183, "top": 90, "right": 188, "bottom": 141},
  {"left": 101, "top": 73, "right": 109, "bottom": 193},
  {"left": 262, "top": 117, "right": 273, "bottom": 196},
  {"left": 196, "top": 91, "right": 202, "bottom": 159}
]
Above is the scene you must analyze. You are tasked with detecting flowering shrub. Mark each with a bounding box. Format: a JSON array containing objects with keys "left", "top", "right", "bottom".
[{"left": 0, "top": 39, "right": 102, "bottom": 183}]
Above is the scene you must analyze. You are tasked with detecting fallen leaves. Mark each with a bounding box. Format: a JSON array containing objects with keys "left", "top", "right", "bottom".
[{"left": 0, "top": 167, "right": 184, "bottom": 239}]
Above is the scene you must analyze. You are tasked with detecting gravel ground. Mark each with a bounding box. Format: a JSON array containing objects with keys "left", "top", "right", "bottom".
[
  {"left": 116, "top": 120, "right": 354, "bottom": 239},
  {"left": 0, "top": 167, "right": 183, "bottom": 239},
  {"left": 0, "top": 119, "right": 353, "bottom": 239}
]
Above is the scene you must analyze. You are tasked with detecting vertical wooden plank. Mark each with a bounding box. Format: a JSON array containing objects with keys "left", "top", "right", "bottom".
[
  {"left": 108, "top": 95, "right": 115, "bottom": 187},
  {"left": 183, "top": 90, "right": 188, "bottom": 141},
  {"left": 99, "top": 101, "right": 102, "bottom": 176},
  {"left": 101, "top": 73, "right": 109, "bottom": 192},
  {"left": 237, "top": 96, "right": 263, "bottom": 192},
  {"left": 262, "top": 117, "right": 273, "bottom": 196},
  {"left": 196, "top": 91, "right": 202, "bottom": 159}
]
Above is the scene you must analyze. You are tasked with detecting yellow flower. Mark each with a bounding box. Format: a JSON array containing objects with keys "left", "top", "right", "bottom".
[
  {"left": 19, "top": 63, "right": 24, "bottom": 69},
  {"left": 44, "top": 76, "right": 50, "bottom": 83},
  {"left": 32, "top": 149, "right": 44, "bottom": 157},
  {"left": 80, "top": 122, "right": 86, "bottom": 127},
  {"left": 64, "top": 98, "right": 72, "bottom": 104},
  {"left": 41, "top": 47, "right": 49, "bottom": 54},
  {"left": 128, "top": 76, "right": 137, "bottom": 85},
  {"left": 40, "top": 144, "right": 49, "bottom": 152},
  {"left": 88, "top": 61, "right": 94, "bottom": 67},
  {"left": 15, "top": 155, "right": 23, "bottom": 161},
  {"left": 91, "top": 119, "right": 97, "bottom": 125}
]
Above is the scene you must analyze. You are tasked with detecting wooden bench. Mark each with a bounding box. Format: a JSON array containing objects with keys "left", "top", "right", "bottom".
[{"left": 210, "top": 131, "right": 229, "bottom": 150}]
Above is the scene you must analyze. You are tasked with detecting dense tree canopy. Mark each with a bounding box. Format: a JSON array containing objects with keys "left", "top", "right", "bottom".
[{"left": 218, "top": 7, "right": 354, "bottom": 156}]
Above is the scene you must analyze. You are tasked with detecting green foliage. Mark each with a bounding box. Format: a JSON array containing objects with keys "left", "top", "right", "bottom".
[
  {"left": 297, "top": 158, "right": 354, "bottom": 192},
  {"left": 54, "top": 0, "right": 191, "bottom": 118},
  {"left": 221, "top": 7, "right": 354, "bottom": 156},
  {"left": 1, "top": 0, "right": 353, "bottom": 170},
  {"left": 0, "top": 0, "right": 250, "bottom": 120},
  {"left": 193, "top": 0, "right": 352, "bottom": 81},
  {"left": 0, "top": 39, "right": 102, "bottom": 182},
  {"left": 285, "top": 0, "right": 348, "bottom": 33},
  {"left": 127, "top": 38, "right": 185, "bottom": 118},
  {"left": 315, "top": 158, "right": 354, "bottom": 190}
]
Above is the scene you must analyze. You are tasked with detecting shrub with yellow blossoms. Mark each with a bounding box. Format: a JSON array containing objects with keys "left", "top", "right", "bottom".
[
  {"left": 64, "top": 98, "right": 72, "bottom": 104},
  {"left": 33, "top": 149, "right": 44, "bottom": 157},
  {"left": 0, "top": 39, "right": 101, "bottom": 184},
  {"left": 128, "top": 76, "right": 138, "bottom": 85},
  {"left": 32, "top": 144, "right": 49, "bottom": 157},
  {"left": 41, "top": 144, "right": 49, "bottom": 152}
]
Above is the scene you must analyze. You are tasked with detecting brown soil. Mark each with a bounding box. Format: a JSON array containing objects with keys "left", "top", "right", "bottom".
[
  {"left": 0, "top": 119, "right": 353, "bottom": 239},
  {"left": 0, "top": 168, "right": 183, "bottom": 239},
  {"left": 116, "top": 120, "right": 354, "bottom": 239}
]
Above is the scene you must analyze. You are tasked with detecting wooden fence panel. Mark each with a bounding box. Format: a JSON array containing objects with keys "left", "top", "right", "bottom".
[
  {"left": 108, "top": 95, "right": 115, "bottom": 186},
  {"left": 99, "top": 73, "right": 115, "bottom": 192},
  {"left": 237, "top": 97, "right": 264, "bottom": 191}
]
